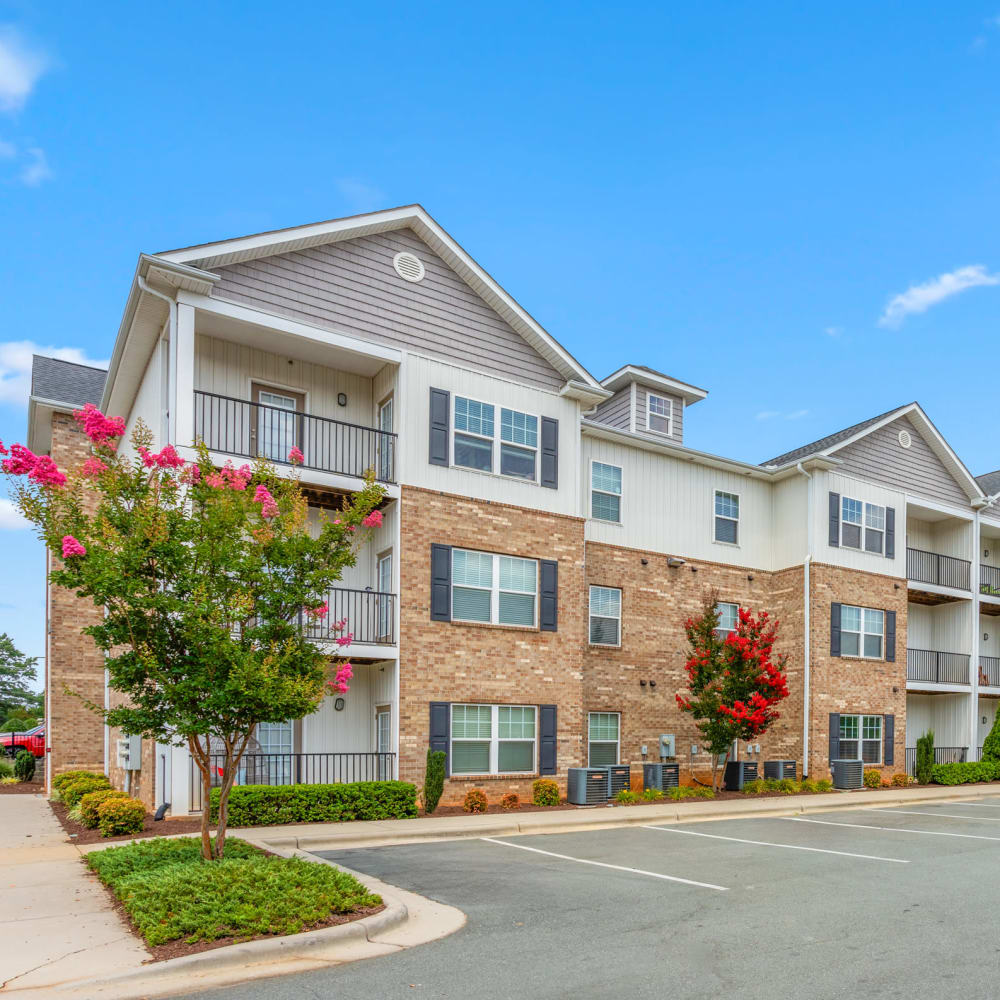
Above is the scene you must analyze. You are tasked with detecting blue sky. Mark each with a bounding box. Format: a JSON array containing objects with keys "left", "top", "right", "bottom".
[{"left": 1, "top": 2, "right": 999, "bottom": 674}]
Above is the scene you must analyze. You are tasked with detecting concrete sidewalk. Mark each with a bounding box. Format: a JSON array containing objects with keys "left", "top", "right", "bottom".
[{"left": 0, "top": 792, "right": 147, "bottom": 993}]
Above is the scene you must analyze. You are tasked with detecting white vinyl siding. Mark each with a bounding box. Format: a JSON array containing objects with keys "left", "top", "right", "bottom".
[
  {"left": 591, "top": 461, "right": 622, "bottom": 523},
  {"left": 589, "top": 586, "right": 622, "bottom": 646},
  {"left": 588, "top": 712, "right": 620, "bottom": 766},
  {"left": 451, "top": 704, "right": 536, "bottom": 775},
  {"left": 714, "top": 491, "right": 740, "bottom": 545},
  {"left": 840, "top": 605, "right": 884, "bottom": 659},
  {"left": 839, "top": 714, "right": 882, "bottom": 764},
  {"left": 646, "top": 393, "right": 672, "bottom": 435},
  {"left": 452, "top": 549, "right": 537, "bottom": 628}
]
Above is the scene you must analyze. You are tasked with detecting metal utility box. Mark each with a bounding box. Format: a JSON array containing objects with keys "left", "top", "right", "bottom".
[
  {"left": 658, "top": 734, "right": 676, "bottom": 758},
  {"left": 606, "top": 765, "right": 631, "bottom": 796},
  {"left": 832, "top": 759, "right": 864, "bottom": 790},
  {"left": 723, "top": 760, "right": 758, "bottom": 791},
  {"left": 763, "top": 760, "right": 797, "bottom": 781},
  {"left": 116, "top": 734, "right": 142, "bottom": 771},
  {"left": 643, "top": 762, "right": 680, "bottom": 791},
  {"left": 567, "top": 767, "right": 611, "bottom": 805}
]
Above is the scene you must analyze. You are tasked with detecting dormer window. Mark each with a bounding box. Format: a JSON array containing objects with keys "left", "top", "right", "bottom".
[{"left": 647, "top": 393, "right": 672, "bottom": 435}]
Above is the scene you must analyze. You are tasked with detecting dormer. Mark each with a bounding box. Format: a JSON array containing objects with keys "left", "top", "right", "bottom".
[{"left": 592, "top": 365, "right": 707, "bottom": 446}]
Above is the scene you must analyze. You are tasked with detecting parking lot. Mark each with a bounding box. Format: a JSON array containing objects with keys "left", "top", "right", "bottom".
[{"left": 179, "top": 797, "right": 1000, "bottom": 1000}]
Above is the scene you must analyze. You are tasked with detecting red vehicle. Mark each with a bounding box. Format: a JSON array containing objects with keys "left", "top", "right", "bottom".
[{"left": 1, "top": 724, "right": 45, "bottom": 758}]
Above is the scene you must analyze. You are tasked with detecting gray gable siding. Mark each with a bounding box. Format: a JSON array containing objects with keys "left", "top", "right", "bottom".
[
  {"left": 833, "top": 415, "right": 970, "bottom": 507},
  {"left": 635, "top": 387, "right": 683, "bottom": 444},
  {"left": 591, "top": 387, "right": 631, "bottom": 429},
  {"left": 205, "top": 228, "right": 564, "bottom": 391}
]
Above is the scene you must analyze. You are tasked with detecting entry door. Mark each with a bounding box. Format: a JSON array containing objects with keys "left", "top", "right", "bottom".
[
  {"left": 376, "top": 706, "right": 391, "bottom": 779},
  {"left": 377, "top": 552, "right": 393, "bottom": 640},
  {"left": 252, "top": 384, "right": 303, "bottom": 463},
  {"left": 377, "top": 396, "right": 394, "bottom": 481},
  {"left": 256, "top": 720, "right": 294, "bottom": 785}
]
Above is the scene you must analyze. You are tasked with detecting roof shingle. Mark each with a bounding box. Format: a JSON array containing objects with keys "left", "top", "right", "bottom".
[{"left": 31, "top": 355, "right": 107, "bottom": 409}]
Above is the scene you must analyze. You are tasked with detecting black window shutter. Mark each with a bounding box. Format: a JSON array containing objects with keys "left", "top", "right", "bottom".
[
  {"left": 885, "top": 610, "right": 896, "bottom": 662},
  {"left": 883, "top": 714, "right": 895, "bottom": 766},
  {"left": 430, "top": 544, "right": 452, "bottom": 621},
  {"left": 428, "top": 388, "right": 450, "bottom": 467},
  {"left": 885, "top": 507, "right": 895, "bottom": 559},
  {"left": 429, "top": 702, "right": 450, "bottom": 777},
  {"left": 829, "top": 713, "right": 841, "bottom": 763},
  {"left": 830, "top": 602, "right": 842, "bottom": 657},
  {"left": 539, "top": 559, "right": 558, "bottom": 631},
  {"left": 539, "top": 704, "right": 557, "bottom": 775},
  {"left": 540, "top": 417, "right": 559, "bottom": 489},
  {"left": 829, "top": 492, "right": 840, "bottom": 547}
]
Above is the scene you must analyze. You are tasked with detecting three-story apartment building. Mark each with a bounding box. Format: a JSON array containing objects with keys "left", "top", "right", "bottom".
[{"left": 28, "top": 205, "right": 1000, "bottom": 810}]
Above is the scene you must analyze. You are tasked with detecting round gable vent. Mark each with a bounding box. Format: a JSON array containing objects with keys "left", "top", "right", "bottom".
[
  {"left": 898, "top": 429, "right": 912, "bottom": 449},
  {"left": 393, "top": 251, "right": 425, "bottom": 283}
]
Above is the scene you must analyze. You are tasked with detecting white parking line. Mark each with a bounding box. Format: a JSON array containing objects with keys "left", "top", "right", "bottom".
[
  {"left": 935, "top": 801, "right": 1000, "bottom": 809},
  {"left": 481, "top": 837, "right": 729, "bottom": 891},
  {"left": 784, "top": 817, "right": 1000, "bottom": 842},
  {"left": 864, "top": 808, "right": 1000, "bottom": 822},
  {"left": 641, "top": 825, "right": 909, "bottom": 863}
]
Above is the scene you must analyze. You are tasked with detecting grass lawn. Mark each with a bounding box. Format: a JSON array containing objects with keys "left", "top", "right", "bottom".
[{"left": 86, "top": 837, "right": 382, "bottom": 947}]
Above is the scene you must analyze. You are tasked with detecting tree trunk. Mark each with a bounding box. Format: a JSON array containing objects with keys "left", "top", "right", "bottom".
[
  {"left": 188, "top": 735, "right": 213, "bottom": 861},
  {"left": 212, "top": 731, "right": 253, "bottom": 860}
]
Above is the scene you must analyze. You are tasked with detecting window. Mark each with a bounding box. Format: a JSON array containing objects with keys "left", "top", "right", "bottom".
[
  {"left": 590, "top": 585, "right": 622, "bottom": 646},
  {"left": 255, "top": 720, "right": 293, "bottom": 783},
  {"left": 588, "top": 712, "right": 620, "bottom": 766},
  {"left": 715, "top": 602, "right": 739, "bottom": 638},
  {"left": 591, "top": 462, "right": 622, "bottom": 522},
  {"left": 451, "top": 704, "right": 536, "bottom": 775},
  {"left": 839, "top": 714, "right": 882, "bottom": 764},
  {"left": 453, "top": 397, "right": 539, "bottom": 481},
  {"left": 647, "top": 393, "right": 672, "bottom": 435},
  {"left": 253, "top": 385, "right": 302, "bottom": 463},
  {"left": 714, "top": 491, "right": 740, "bottom": 544},
  {"left": 841, "top": 497, "right": 885, "bottom": 554},
  {"left": 452, "top": 549, "right": 537, "bottom": 627},
  {"left": 840, "top": 605, "right": 884, "bottom": 659}
]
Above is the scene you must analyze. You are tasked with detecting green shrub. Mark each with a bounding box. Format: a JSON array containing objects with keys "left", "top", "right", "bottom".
[
  {"left": 0, "top": 759, "right": 14, "bottom": 779},
  {"left": 615, "top": 789, "right": 639, "bottom": 804},
  {"left": 80, "top": 789, "right": 129, "bottom": 829},
  {"left": 668, "top": 785, "right": 714, "bottom": 800},
  {"left": 86, "top": 837, "right": 381, "bottom": 947},
  {"left": 863, "top": 768, "right": 882, "bottom": 789},
  {"left": 210, "top": 781, "right": 418, "bottom": 827},
  {"left": 982, "top": 714, "right": 1000, "bottom": 763},
  {"left": 532, "top": 778, "right": 560, "bottom": 806},
  {"left": 97, "top": 796, "right": 146, "bottom": 837},
  {"left": 741, "top": 779, "right": 764, "bottom": 795},
  {"left": 423, "top": 749, "right": 446, "bottom": 815},
  {"left": 815, "top": 779, "right": 833, "bottom": 793},
  {"left": 62, "top": 774, "right": 111, "bottom": 808},
  {"left": 500, "top": 792, "right": 520, "bottom": 810},
  {"left": 931, "top": 761, "right": 1000, "bottom": 785},
  {"left": 641, "top": 787, "right": 664, "bottom": 801},
  {"left": 463, "top": 788, "right": 488, "bottom": 813},
  {"left": 13, "top": 749, "right": 34, "bottom": 782},
  {"left": 778, "top": 777, "right": 798, "bottom": 794},
  {"left": 800, "top": 779, "right": 819, "bottom": 793},
  {"left": 0, "top": 717, "right": 37, "bottom": 732},
  {"left": 53, "top": 770, "right": 104, "bottom": 791},
  {"left": 915, "top": 731, "right": 935, "bottom": 785},
  {"left": 891, "top": 773, "right": 909, "bottom": 787}
]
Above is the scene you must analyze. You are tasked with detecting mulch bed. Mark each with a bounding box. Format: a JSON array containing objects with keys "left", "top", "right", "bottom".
[
  {"left": 50, "top": 799, "right": 205, "bottom": 844},
  {"left": 0, "top": 780, "right": 44, "bottom": 794}
]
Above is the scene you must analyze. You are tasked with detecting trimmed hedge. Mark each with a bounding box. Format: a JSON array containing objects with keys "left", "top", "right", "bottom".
[
  {"left": 931, "top": 761, "right": 1000, "bottom": 785},
  {"left": 98, "top": 796, "right": 146, "bottom": 837},
  {"left": 80, "top": 788, "right": 129, "bottom": 828},
  {"left": 62, "top": 774, "right": 112, "bottom": 807},
  {"left": 14, "top": 749, "right": 34, "bottom": 782},
  {"left": 210, "top": 781, "right": 418, "bottom": 827},
  {"left": 53, "top": 770, "right": 105, "bottom": 791}
]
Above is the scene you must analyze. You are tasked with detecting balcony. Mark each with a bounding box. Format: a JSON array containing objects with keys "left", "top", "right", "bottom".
[
  {"left": 980, "top": 656, "right": 1000, "bottom": 688},
  {"left": 907, "top": 648, "right": 971, "bottom": 686},
  {"left": 306, "top": 587, "right": 396, "bottom": 646},
  {"left": 194, "top": 390, "right": 396, "bottom": 484},
  {"left": 906, "top": 547, "right": 971, "bottom": 600}
]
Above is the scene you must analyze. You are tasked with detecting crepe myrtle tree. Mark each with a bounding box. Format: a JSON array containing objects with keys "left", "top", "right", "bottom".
[
  {"left": 3, "top": 406, "right": 385, "bottom": 859},
  {"left": 676, "top": 592, "right": 790, "bottom": 792}
]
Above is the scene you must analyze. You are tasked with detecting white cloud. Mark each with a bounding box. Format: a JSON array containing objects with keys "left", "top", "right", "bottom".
[
  {"left": 824, "top": 326, "right": 842, "bottom": 338},
  {"left": 756, "top": 409, "right": 809, "bottom": 422},
  {"left": 19, "top": 145, "right": 50, "bottom": 185},
  {"left": 336, "top": 178, "right": 386, "bottom": 213},
  {"left": 0, "top": 27, "right": 48, "bottom": 114},
  {"left": 0, "top": 499, "right": 28, "bottom": 531},
  {"left": 0, "top": 340, "right": 108, "bottom": 408},
  {"left": 878, "top": 265, "right": 1000, "bottom": 329}
]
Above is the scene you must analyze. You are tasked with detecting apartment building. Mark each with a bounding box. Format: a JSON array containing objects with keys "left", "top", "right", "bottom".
[{"left": 27, "top": 205, "right": 1000, "bottom": 810}]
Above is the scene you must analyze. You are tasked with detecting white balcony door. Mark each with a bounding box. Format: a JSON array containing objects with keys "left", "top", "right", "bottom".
[
  {"left": 253, "top": 384, "right": 302, "bottom": 463},
  {"left": 377, "top": 552, "right": 393, "bottom": 640},
  {"left": 378, "top": 396, "right": 393, "bottom": 481},
  {"left": 256, "top": 720, "right": 293, "bottom": 784},
  {"left": 376, "top": 705, "right": 391, "bottom": 779}
]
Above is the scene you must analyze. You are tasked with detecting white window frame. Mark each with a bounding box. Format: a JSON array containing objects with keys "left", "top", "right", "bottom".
[
  {"left": 714, "top": 490, "right": 740, "bottom": 546},
  {"left": 840, "top": 496, "right": 885, "bottom": 555},
  {"left": 452, "top": 394, "right": 540, "bottom": 484},
  {"left": 588, "top": 711, "right": 620, "bottom": 766},
  {"left": 590, "top": 459, "right": 623, "bottom": 523},
  {"left": 450, "top": 703, "right": 537, "bottom": 776},
  {"left": 646, "top": 392, "right": 673, "bottom": 435},
  {"left": 589, "top": 585, "right": 622, "bottom": 647},
  {"left": 839, "top": 713, "right": 882, "bottom": 764},
  {"left": 451, "top": 548, "right": 538, "bottom": 628},
  {"left": 840, "top": 604, "right": 884, "bottom": 660},
  {"left": 715, "top": 602, "right": 739, "bottom": 638}
]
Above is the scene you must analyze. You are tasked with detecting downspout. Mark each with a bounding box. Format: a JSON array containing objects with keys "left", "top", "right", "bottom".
[
  {"left": 137, "top": 275, "right": 177, "bottom": 441},
  {"left": 796, "top": 463, "right": 813, "bottom": 777}
]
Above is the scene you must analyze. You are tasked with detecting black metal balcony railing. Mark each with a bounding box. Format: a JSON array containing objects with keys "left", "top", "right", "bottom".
[
  {"left": 906, "top": 547, "right": 971, "bottom": 591},
  {"left": 905, "top": 746, "right": 968, "bottom": 776},
  {"left": 305, "top": 588, "right": 396, "bottom": 645},
  {"left": 906, "top": 648, "right": 971, "bottom": 685},
  {"left": 190, "top": 751, "right": 396, "bottom": 811},
  {"left": 982, "top": 565, "right": 1000, "bottom": 597},
  {"left": 979, "top": 656, "right": 1000, "bottom": 687},
  {"left": 194, "top": 390, "right": 397, "bottom": 484}
]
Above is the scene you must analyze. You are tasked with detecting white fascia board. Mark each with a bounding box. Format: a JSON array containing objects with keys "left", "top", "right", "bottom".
[
  {"left": 600, "top": 365, "right": 708, "bottom": 405},
  {"left": 560, "top": 380, "right": 613, "bottom": 407},
  {"left": 28, "top": 397, "right": 81, "bottom": 455}
]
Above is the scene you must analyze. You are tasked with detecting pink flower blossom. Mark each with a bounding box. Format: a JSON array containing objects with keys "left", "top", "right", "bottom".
[
  {"left": 81, "top": 457, "right": 108, "bottom": 478},
  {"left": 288, "top": 446, "right": 304, "bottom": 465},
  {"left": 139, "top": 445, "right": 185, "bottom": 470},
  {"left": 333, "top": 618, "right": 348, "bottom": 631},
  {"left": 61, "top": 535, "right": 86, "bottom": 558},
  {"left": 2, "top": 443, "right": 38, "bottom": 476},
  {"left": 328, "top": 661, "right": 353, "bottom": 694},
  {"left": 253, "top": 484, "right": 279, "bottom": 519},
  {"left": 0, "top": 440, "right": 7, "bottom": 456},
  {"left": 335, "top": 632, "right": 354, "bottom": 647},
  {"left": 362, "top": 510, "right": 383, "bottom": 528},
  {"left": 73, "top": 403, "right": 125, "bottom": 445},
  {"left": 28, "top": 456, "right": 66, "bottom": 488},
  {"left": 306, "top": 602, "right": 329, "bottom": 619}
]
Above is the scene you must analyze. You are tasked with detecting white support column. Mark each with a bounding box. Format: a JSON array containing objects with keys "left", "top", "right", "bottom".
[
  {"left": 173, "top": 303, "right": 196, "bottom": 449},
  {"left": 971, "top": 514, "right": 982, "bottom": 760},
  {"left": 170, "top": 745, "right": 191, "bottom": 815}
]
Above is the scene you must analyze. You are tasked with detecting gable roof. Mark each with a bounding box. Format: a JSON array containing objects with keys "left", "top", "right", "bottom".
[
  {"left": 977, "top": 470, "right": 1000, "bottom": 497},
  {"left": 601, "top": 364, "right": 708, "bottom": 405},
  {"left": 156, "top": 205, "right": 604, "bottom": 394},
  {"left": 31, "top": 355, "right": 107, "bottom": 408}
]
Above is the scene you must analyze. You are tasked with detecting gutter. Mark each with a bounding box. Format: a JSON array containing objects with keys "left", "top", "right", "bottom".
[
  {"left": 795, "top": 462, "right": 814, "bottom": 777},
  {"left": 136, "top": 275, "right": 177, "bottom": 441}
]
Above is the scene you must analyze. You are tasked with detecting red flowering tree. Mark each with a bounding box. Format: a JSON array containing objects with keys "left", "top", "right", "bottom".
[
  {"left": 3, "top": 407, "right": 384, "bottom": 858},
  {"left": 676, "top": 593, "right": 790, "bottom": 791}
]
